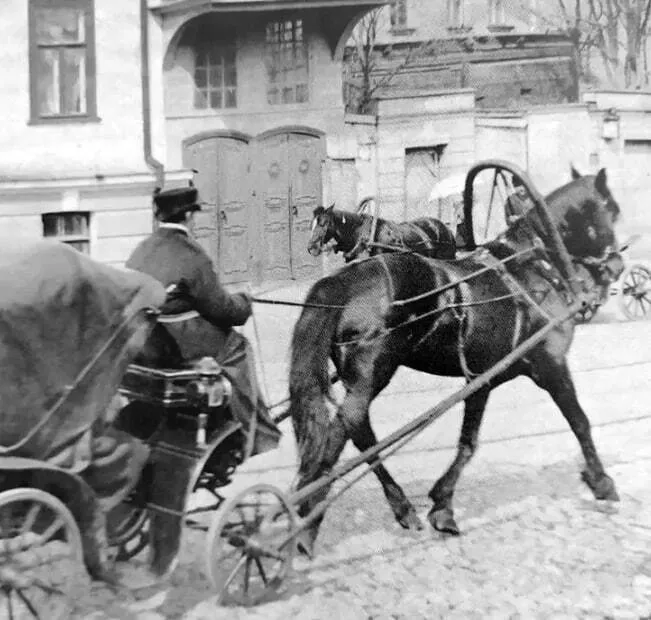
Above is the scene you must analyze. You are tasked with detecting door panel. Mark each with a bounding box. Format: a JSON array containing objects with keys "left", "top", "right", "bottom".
[
  {"left": 258, "top": 133, "right": 291, "bottom": 280},
  {"left": 182, "top": 140, "right": 219, "bottom": 265},
  {"left": 288, "top": 133, "right": 322, "bottom": 279},
  {"left": 183, "top": 136, "right": 252, "bottom": 284},
  {"left": 216, "top": 139, "right": 251, "bottom": 283}
]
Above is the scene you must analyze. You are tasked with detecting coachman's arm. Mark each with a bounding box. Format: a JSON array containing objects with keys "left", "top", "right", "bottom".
[{"left": 192, "top": 256, "right": 252, "bottom": 327}]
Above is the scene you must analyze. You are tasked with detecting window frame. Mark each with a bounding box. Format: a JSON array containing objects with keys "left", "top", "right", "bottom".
[
  {"left": 447, "top": 0, "right": 464, "bottom": 28},
  {"left": 193, "top": 39, "right": 238, "bottom": 111},
  {"left": 390, "top": 0, "right": 408, "bottom": 30},
  {"left": 28, "top": 0, "right": 98, "bottom": 124},
  {"left": 42, "top": 211, "right": 91, "bottom": 254},
  {"left": 488, "top": 0, "right": 505, "bottom": 26},
  {"left": 265, "top": 17, "right": 309, "bottom": 106}
]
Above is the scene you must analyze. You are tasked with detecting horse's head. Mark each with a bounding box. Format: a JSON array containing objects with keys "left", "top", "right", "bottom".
[
  {"left": 547, "top": 167, "right": 621, "bottom": 259},
  {"left": 307, "top": 204, "right": 336, "bottom": 256}
]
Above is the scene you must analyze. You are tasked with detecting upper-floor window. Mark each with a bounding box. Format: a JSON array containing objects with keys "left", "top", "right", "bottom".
[
  {"left": 29, "top": 0, "right": 97, "bottom": 123},
  {"left": 489, "top": 0, "right": 506, "bottom": 25},
  {"left": 194, "top": 42, "right": 237, "bottom": 110},
  {"left": 42, "top": 212, "right": 91, "bottom": 254},
  {"left": 390, "top": 0, "right": 408, "bottom": 30},
  {"left": 265, "top": 19, "right": 308, "bottom": 105},
  {"left": 447, "top": 0, "right": 464, "bottom": 27}
]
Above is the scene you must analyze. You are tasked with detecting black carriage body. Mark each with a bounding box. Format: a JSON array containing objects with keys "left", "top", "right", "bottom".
[{"left": 115, "top": 362, "right": 246, "bottom": 576}]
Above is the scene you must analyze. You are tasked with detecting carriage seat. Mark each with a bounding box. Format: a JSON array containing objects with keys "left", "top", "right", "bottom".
[{"left": 119, "top": 357, "right": 231, "bottom": 410}]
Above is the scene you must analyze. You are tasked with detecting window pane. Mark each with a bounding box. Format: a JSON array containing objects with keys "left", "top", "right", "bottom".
[
  {"left": 224, "top": 64, "right": 236, "bottom": 87},
  {"left": 35, "top": 8, "right": 85, "bottom": 44},
  {"left": 225, "top": 88, "right": 237, "bottom": 108},
  {"left": 281, "top": 86, "right": 294, "bottom": 104},
  {"left": 209, "top": 65, "right": 223, "bottom": 87},
  {"left": 37, "top": 49, "right": 60, "bottom": 115},
  {"left": 296, "top": 83, "right": 308, "bottom": 103},
  {"left": 61, "top": 48, "right": 86, "bottom": 115},
  {"left": 194, "top": 89, "right": 208, "bottom": 109},
  {"left": 209, "top": 90, "right": 222, "bottom": 109},
  {"left": 195, "top": 67, "right": 207, "bottom": 88}
]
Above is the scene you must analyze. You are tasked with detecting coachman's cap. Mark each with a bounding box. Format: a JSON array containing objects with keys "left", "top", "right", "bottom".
[{"left": 153, "top": 187, "right": 202, "bottom": 221}]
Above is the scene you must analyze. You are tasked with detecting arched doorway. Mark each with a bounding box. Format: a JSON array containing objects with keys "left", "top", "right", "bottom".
[{"left": 183, "top": 128, "right": 324, "bottom": 283}]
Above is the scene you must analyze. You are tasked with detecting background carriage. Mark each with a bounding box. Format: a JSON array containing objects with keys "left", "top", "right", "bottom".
[{"left": 353, "top": 166, "right": 649, "bottom": 323}]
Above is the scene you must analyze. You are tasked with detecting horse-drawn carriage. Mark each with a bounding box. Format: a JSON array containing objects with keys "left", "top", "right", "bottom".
[
  {"left": 0, "top": 159, "right": 633, "bottom": 615},
  {"left": 0, "top": 241, "right": 276, "bottom": 618}
]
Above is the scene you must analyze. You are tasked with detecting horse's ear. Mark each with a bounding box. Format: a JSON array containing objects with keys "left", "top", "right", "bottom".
[
  {"left": 571, "top": 165, "right": 582, "bottom": 180},
  {"left": 595, "top": 168, "right": 608, "bottom": 196},
  {"left": 326, "top": 203, "right": 335, "bottom": 212}
]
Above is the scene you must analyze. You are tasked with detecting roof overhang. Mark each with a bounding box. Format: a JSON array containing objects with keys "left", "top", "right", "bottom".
[{"left": 149, "top": 0, "right": 387, "bottom": 17}]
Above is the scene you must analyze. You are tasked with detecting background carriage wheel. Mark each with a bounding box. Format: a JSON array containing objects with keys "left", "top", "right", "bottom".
[
  {"left": 618, "top": 263, "right": 651, "bottom": 321},
  {"left": 0, "top": 487, "right": 86, "bottom": 620},
  {"left": 205, "top": 483, "right": 296, "bottom": 607}
]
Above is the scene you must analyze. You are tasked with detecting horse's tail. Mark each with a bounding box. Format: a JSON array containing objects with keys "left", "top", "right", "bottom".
[{"left": 288, "top": 275, "right": 347, "bottom": 480}]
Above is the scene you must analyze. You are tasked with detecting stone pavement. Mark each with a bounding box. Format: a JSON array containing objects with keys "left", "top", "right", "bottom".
[{"left": 71, "top": 277, "right": 651, "bottom": 620}]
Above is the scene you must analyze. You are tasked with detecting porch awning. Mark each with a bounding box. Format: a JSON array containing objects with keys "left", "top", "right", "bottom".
[{"left": 149, "top": 0, "right": 387, "bottom": 15}]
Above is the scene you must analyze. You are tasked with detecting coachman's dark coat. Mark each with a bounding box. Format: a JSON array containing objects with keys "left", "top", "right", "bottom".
[{"left": 126, "top": 226, "right": 280, "bottom": 456}]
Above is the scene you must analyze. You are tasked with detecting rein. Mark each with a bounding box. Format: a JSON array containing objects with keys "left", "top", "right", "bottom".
[{"left": 252, "top": 246, "right": 539, "bottom": 312}]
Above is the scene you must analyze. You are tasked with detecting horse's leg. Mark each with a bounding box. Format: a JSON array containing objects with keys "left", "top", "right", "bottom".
[
  {"left": 294, "top": 414, "right": 349, "bottom": 557},
  {"left": 343, "top": 394, "right": 423, "bottom": 531},
  {"left": 532, "top": 359, "right": 619, "bottom": 501},
  {"left": 428, "top": 387, "right": 491, "bottom": 535}
]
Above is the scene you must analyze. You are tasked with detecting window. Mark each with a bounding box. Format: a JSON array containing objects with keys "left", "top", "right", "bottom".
[
  {"left": 194, "top": 41, "right": 237, "bottom": 110},
  {"left": 489, "top": 0, "right": 505, "bottom": 25},
  {"left": 29, "top": 0, "right": 96, "bottom": 122},
  {"left": 265, "top": 19, "right": 309, "bottom": 105},
  {"left": 447, "top": 0, "right": 464, "bottom": 27},
  {"left": 42, "top": 212, "right": 90, "bottom": 253},
  {"left": 390, "top": 0, "right": 408, "bottom": 29}
]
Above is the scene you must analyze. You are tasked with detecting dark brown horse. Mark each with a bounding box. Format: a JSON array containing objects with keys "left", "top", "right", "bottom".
[
  {"left": 307, "top": 204, "right": 457, "bottom": 262},
  {"left": 289, "top": 169, "right": 623, "bottom": 555}
]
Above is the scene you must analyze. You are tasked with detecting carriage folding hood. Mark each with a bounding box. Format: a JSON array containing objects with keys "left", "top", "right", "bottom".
[{"left": 0, "top": 241, "right": 165, "bottom": 463}]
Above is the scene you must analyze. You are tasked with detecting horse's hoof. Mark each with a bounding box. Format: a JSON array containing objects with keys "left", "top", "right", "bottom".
[
  {"left": 397, "top": 508, "right": 424, "bottom": 531},
  {"left": 581, "top": 470, "right": 620, "bottom": 502},
  {"left": 427, "top": 507, "right": 460, "bottom": 536}
]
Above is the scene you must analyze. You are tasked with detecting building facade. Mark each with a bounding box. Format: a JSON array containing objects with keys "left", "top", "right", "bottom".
[{"left": 1, "top": 0, "right": 384, "bottom": 281}]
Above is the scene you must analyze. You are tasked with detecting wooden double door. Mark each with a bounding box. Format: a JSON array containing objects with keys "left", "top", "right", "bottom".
[{"left": 183, "top": 130, "right": 323, "bottom": 284}]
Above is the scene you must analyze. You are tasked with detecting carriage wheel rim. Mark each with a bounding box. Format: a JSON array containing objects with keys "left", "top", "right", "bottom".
[
  {"left": 205, "top": 483, "right": 297, "bottom": 606},
  {"left": 0, "top": 488, "right": 85, "bottom": 620},
  {"left": 619, "top": 264, "right": 651, "bottom": 320}
]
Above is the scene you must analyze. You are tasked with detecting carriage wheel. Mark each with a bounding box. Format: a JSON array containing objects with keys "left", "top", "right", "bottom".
[
  {"left": 618, "top": 264, "right": 651, "bottom": 321},
  {"left": 0, "top": 488, "right": 86, "bottom": 620},
  {"left": 107, "top": 505, "right": 150, "bottom": 562},
  {"left": 205, "top": 483, "right": 297, "bottom": 606}
]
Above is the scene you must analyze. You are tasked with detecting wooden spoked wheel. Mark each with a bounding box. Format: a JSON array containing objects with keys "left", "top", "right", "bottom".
[
  {"left": 106, "top": 504, "right": 150, "bottom": 562},
  {"left": 0, "top": 488, "right": 86, "bottom": 620},
  {"left": 618, "top": 264, "right": 651, "bottom": 321},
  {"left": 205, "top": 483, "right": 297, "bottom": 606}
]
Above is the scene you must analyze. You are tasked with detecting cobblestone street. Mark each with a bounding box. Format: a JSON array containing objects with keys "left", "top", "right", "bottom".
[{"left": 70, "top": 291, "right": 651, "bottom": 620}]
